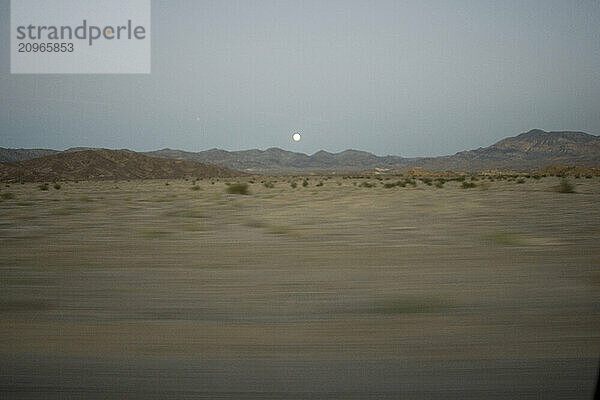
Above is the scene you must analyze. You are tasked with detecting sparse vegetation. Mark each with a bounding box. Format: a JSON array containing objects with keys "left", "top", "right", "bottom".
[
  {"left": 1, "top": 192, "right": 15, "bottom": 200},
  {"left": 263, "top": 181, "right": 274, "bottom": 188},
  {"left": 516, "top": 178, "right": 525, "bottom": 184},
  {"left": 190, "top": 185, "right": 201, "bottom": 191},
  {"left": 290, "top": 181, "right": 297, "bottom": 188},
  {"left": 53, "top": 183, "right": 61, "bottom": 190},
  {"left": 372, "top": 296, "right": 443, "bottom": 314},
  {"left": 265, "top": 224, "right": 294, "bottom": 235},
  {"left": 486, "top": 232, "right": 522, "bottom": 246},
  {"left": 461, "top": 181, "right": 477, "bottom": 189},
  {"left": 51, "top": 206, "right": 76, "bottom": 216},
  {"left": 226, "top": 183, "right": 250, "bottom": 195},
  {"left": 302, "top": 179, "right": 309, "bottom": 187},
  {"left": 136, "top": 229, "right": 170, "bottom": 239},
  {"left": 403, "top": 178, "right": 417, "bottom": 187},
  {"left": 39, "top": 183, "right": 49, "bottom": 191},
  {"left": 245, "top": 219, "right": 266, "bottom": 228},
  {"left": 556, "top": 178, "right": 575, "bottom": 193},
  {"left": 359, "top": 181, "right": 375, "bottom": 188}
]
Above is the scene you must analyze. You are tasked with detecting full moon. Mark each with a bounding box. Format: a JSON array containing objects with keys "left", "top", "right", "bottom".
[{"left": 292, "top": 132, "right": 301, "bottom": 142}]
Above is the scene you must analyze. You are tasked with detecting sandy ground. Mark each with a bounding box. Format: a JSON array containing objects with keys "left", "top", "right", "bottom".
[{"left": 1, "top": 175, "right": 599, "bottom": 398}]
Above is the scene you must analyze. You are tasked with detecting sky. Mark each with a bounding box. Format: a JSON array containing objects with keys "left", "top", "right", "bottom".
[{"left": 1, "top": 0, "right": 599, "bottom": 157}]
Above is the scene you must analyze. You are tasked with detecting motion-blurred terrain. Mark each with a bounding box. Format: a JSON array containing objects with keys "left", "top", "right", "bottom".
[{"left": 1, "top": 174, "right": 599, "bottom": 398}]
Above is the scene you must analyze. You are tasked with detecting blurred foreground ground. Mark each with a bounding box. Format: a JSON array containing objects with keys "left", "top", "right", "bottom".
[{"left": 1, "top": 176, "right": 599, "bottom": 398}]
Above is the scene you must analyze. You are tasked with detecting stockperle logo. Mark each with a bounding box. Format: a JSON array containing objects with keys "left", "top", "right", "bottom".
[{"left": 11, "top": 0, "right": 151, "bottom": 74}]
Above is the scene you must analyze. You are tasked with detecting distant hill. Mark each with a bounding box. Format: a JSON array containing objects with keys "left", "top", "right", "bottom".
[
  {"left": 144, "top": 130, "right": 599, "bottom": 172},
  {"left": 0, "top": 149, "right": 243, "bottom": 182},
  {"left": 411, "top": 129, "right": 600, "bottom": 171},
  {"left": 144, "top": 147, "right": 410, "bottom": 172},
  {"left": 1, "top": 129, "right": 598, "bottom": 174}
]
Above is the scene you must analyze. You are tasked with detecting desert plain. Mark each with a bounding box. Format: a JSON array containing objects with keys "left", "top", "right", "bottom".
[{"left": 0, "top": 174, "right": 599, "bottom": 398}]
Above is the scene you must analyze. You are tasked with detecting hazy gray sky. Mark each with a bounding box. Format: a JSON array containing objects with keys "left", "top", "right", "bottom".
[{"left": 1, "top": 0, "right": 599, "bottom": 156}]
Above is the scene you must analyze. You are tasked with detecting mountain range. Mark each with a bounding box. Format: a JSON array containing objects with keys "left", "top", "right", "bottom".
[
  {"left": 0, "top": 149, "right": 242, "bottom": 182},
  {"left": 1, "top": 129, "right": 599, "bottom": 177}
]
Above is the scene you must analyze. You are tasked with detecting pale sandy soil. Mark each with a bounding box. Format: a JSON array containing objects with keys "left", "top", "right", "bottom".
[{"left": 1, "top": 175, "right": 599, "bottom": 398}]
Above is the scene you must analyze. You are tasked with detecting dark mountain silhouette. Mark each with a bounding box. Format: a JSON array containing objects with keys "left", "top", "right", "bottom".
[
  {"left": 0, "top": 149, "right": 243, "bottom": 182},
  {"left": 144, "top": 147, "right": 409, "bottom": 172},
  {"left": 1, "top": 129, "right": 598, "bottom": 174},
  {"left": 410, "top": 129, "right": 600, "bottom": 171},
  {"left": 144, "top": 130, "right": 599, "bottom": 172}
]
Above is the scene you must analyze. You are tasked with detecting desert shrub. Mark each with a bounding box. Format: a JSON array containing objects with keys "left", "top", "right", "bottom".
[
  {"left": 585, "top": 175, "right": 592, "bottom": 179},
  {"left": 263, "top": 181, "right": 274, "bottom": 188},
  {"left": 470, "top": 176, "right": 479, "bottom": 181},
  {"left": 420, "top": 178, "right": 432, "bottom": 185},
  {"left": 462, "top": 181, "right": 476, "bottom": 189},
  {"left": 290, "top": 181, "right": 297, "bottom": 188},
  {"left": 226, "top": 183, "right": 250, "bottom": 195},
  {"left": 1, "top": 192, "right": 15, "bottom": 200},
  {"left": 316, "top": 181, "right": 323, "bottom": 187},
  {"left": 302, "top": 179, "right": 309, "bottom": 187},
  {"left": 383, "top": 183, "right": 396, "bottom": 188},
  {"left": 53, "top": 183, "right": 61, "bottom": 190},
  {"left": 532, "top": 175, "right": 541, "bottom": 180},
  {"left": 165, "top": 182, "right": 170, "bottom": 186},
  {"left": 190, "top": 185, "right": 201, "bottom": 191},
  {"left": 455, "top": 176, "right": 466, "bottom": 182},
  {"left": 516, "top": 178, "right": 525, "bottom": 184},
  {"left": 359, "top": 181, "right": 375, "bottom": 188},
  {"left": 39, "top": 183, "right": 49, "bottom": 191},
  {"left": 556, "top": 178, "right": 575, "bottom": 193},
  {"left": 434, "top": 181, "right": 444, "bottom": 188}
]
